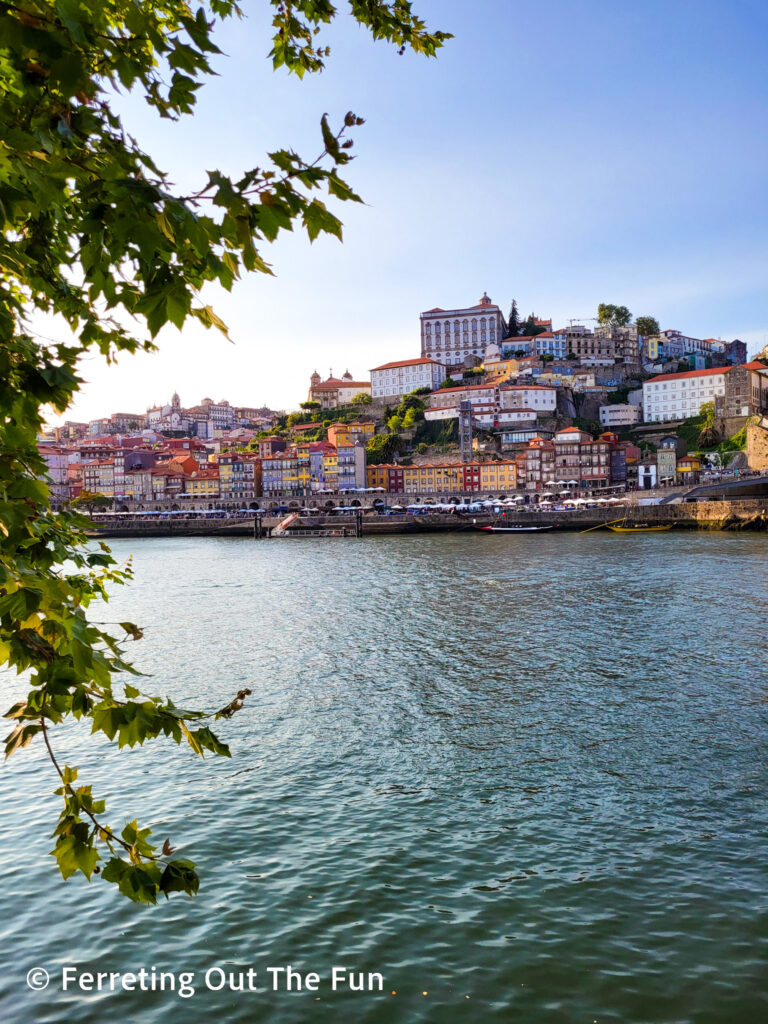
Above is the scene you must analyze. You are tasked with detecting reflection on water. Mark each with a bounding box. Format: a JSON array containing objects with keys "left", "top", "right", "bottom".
[{"left": 1, "top": 533, "right": 766, "bottom": 1023}]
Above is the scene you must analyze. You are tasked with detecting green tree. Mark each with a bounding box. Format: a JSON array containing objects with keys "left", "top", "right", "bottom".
[
  {"left": 635, "top": 315, "right": 660, "bottom": 337},
  {"left": 520, "top": 313, "right": 546, "bottom": 337},
  {"left": 300, "top": 400, "right": 321, "bottom": 410},
  {"left": 401, "top": 408, "right": 417, "bottom": 429},
  {"left": 366, "top": 433, "right": 398, "bottom": 465},
  {"left": 597, "top": 303, "right": 632, "bottom": 328},
  {"left": 0, "top": 0, "right": 448, "bottom": 904},
  {"left": 387, "top": 414, "right": 403, "bottom": 433},
  {"left": 505, "top": 299, "right": 521, "bottom": 338},
  {"left": 350, "top": 392, "right": 372, "bottom": 405},
  {"left": 72, "top": 491, "right": 113, "bottom": 514}
]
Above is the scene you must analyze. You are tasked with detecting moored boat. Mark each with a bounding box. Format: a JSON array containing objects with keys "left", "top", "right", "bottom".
[
  {"left": 474, "top": 524, "right": 555, "bottom": 532},
  {"left": 606, "top": 523, "right": 672, "bottom": 532}
]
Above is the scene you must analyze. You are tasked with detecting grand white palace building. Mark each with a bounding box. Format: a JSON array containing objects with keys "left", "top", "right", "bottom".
[{"left": 420, "top": 293, "right": 507, "bottom": 364}]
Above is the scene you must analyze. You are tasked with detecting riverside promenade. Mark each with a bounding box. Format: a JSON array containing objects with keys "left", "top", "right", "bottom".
[{"left": 85, "top": 499, "right": 768, "bottom": 538}]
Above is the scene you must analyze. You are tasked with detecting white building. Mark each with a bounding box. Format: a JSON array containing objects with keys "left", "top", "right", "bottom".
[
  {"left": 308, "top": 371, "right": 371, "bottom": 409},
  {"left": 499, "top": 385, "right": 558, "bottom": 413},
  {"left": 420, "top": 293, "right": 507, "bottom": 363},
  {"left": 424, "top": 405, "right": 536, "bottom": 428},
  {"left": 642, "top": 367, "right": 728, "bottom": 423},
  {"left": 599, "top": 404, "right": 641, "bottom": 427},
  {"left": 370, "top": 357, "right": 446, "bottom": 399}
]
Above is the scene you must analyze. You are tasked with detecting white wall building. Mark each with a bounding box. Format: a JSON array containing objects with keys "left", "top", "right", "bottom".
[
  {"left": 424, "top": 405, "right": 536, "bottom": 427},
  {"left": 370, "top": 357, "right": 446, "bottom": 399},
  {"left": 599, "top": 404, "right": 641, "bottom": 427},
  {"left": 642, "top": 367, "right": 728, "bottom": 423},
  {"left": 499, "top": 385, "right": 558, "bottom": 413},
  {"left": 420, "top": 293, "right": 507, "bottom": 363}
]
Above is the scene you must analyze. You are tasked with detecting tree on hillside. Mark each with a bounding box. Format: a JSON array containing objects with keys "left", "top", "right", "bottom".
[
  {"left": 506, "top": 299, "right": 522, "bottom": 338},
  {"left": 597, "top": 303, "right": 632, "bottom": 328},
  {"left": 300, "top": 400, "right": 321, "bottom": 410},
  {"left": 351, "top": 392, "right": 372, "bottom": 405},
  {"left": 636, "top": 316, "right": 660, "bottom": 337},
  {"left": 0, "top": 0, "right": 449, "bottom": 905},
  {"left": 521, "top": 313, "right": 546, "bottom": 337}
]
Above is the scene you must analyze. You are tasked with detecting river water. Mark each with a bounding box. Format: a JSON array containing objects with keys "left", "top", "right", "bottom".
[{"left": 1, "top": 533, "right": 766, "bottom": 1023}]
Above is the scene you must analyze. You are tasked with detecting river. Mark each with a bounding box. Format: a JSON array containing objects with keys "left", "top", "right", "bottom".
[{"left": 1, "top": 533, "right": 766, "bottom": 1023}]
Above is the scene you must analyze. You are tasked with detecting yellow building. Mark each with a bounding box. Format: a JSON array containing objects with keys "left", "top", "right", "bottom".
[
  {"left": 479, "top": 460, "right": 517, "bottom": 492},
  {"left": 327, "top": 421, "right": 376, "bottom": 448},
  {"left": 186, "top": 469, "right": 220, "bottom": 499},
  {"left": 366, "top": 465, "right": 390, "bottom": 489},
  {"left": 483, "top": 356, "right": 525, "bottom": 383},
  {"left": 400, "top": 463, "right": 466, "bottom": 494}
]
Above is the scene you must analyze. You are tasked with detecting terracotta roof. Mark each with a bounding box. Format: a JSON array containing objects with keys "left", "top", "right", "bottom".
[
  {"left": 432, "top": 383, "right": 495, "bottom": 394},
  {"left": 371, "top": 357, "right": 442, "bottom": 371},
  {"left": 647, "top": 367, "right": 730, "bottom": 383},
  {"left": 742, "top": 361, "right": 768, "bottom": 372}
]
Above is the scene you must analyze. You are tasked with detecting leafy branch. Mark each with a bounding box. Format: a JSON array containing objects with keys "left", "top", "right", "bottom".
[{"left": 0, "top": 0, "right": 448, "bottom": 903}]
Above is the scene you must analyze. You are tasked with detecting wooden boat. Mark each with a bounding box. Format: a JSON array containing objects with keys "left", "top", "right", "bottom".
[
  {"left": 474, "top": 524, "right": 555, "bottom": 533},
  {"left": 606, "top": 523, "right": 672, "bottom": 533}
]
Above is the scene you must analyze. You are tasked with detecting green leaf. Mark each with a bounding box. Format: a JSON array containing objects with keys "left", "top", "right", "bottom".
[
  {"left": 102, "top": 858, "right": 160, "bottom": 903},
  {"left": 303, "top": 200, "right": 342, "bottom": 242},
  {"left": 159, "top": 859, "right": 200, "bottom": 899},
  {"left": 51, "top": 827, "right": 100, "bottom": 880}
]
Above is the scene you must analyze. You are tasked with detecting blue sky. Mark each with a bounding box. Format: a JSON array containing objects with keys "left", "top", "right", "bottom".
[{"left": 64, "top": 0, "right": 768, "bottom": 420}]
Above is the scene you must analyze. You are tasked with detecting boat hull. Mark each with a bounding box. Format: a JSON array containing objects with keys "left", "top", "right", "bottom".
[{"left": 606, "top": 524, "right": 672, "bottom": 532}]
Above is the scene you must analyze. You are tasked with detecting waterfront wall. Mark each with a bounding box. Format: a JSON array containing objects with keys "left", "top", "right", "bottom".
[{"left": 86, "top": 499, "right": 768, "bottom": 537}]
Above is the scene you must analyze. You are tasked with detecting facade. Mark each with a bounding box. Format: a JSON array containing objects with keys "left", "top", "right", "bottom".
[
  {"left": 184, "top": 468, "right": 220, "bottom": 503},
  {"left": 427, "top": 382, "right": 498, "bottom": 410},
  {"left": 327, "top": 421, "right": 376, "bottom": 448},
  {"left": 715, "top": 362, "right": 768, "bottom": 419},
  {"left": 262, "top": 442, "right": 366, "bottom": 497},
  {"left": 83, "top": 459, "right": 116, "bottom": 497},
  {"left": 642, "top": 367, "right": 729, "bottom": 423},
  {"left": 535, "top": 332, "right": 567, "bottom": 360},
  {"left": 38, "top": 446, "right": 71, "bottom": 504},
  {"left": 258, "top": 436, "right": 288, "bottom": 459},
  {"left": 524, "top": 437, "right": 557, "bottom": 490},
  {"left": 217, "top": 453, "right": 261, "bottom": 505},
  {"left": 370, "top": 357, "right": 446, "bottom": 399},
  {"left": 336, "top": 444, "right": 367, "bottom": 491},
  {"left": 599, "top": 403, "right": 641, "bottom": 427},
  {"left": 676, "top": 454, "right": 702, "bottom": 483},
  {"left": 499, "top": 385, "right": 558, "bottom": 413},
  {"left": 420, "top": 293, "right": 507, "bottom": 363},
  {"left": 308, "top": 371, "right": 371, "bottom": 409},
  {"left": 657, "top": 435, "right": 685, "bottom": 485}
]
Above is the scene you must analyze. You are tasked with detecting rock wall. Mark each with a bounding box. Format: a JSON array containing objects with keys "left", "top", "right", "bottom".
[{"left": 747, "top": 421, "right": 768, "bottom": 472}]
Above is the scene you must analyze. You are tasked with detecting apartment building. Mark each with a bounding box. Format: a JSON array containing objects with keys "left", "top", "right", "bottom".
[{"left": 370, "top": 357, "right": 446, "bottom": 399}]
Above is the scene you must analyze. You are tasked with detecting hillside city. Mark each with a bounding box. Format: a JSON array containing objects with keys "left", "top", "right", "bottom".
[{"left": 40, "top": 294, "right": 768, "bottom": 510}]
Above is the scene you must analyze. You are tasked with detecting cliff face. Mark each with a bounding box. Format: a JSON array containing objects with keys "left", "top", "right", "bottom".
[{"left": 747, "top": 420, "right": 768, "bottom": 472}]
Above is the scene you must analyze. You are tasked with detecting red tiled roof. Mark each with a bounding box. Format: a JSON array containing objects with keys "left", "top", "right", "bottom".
[
  {"left": 371, "top": 357, "right": 442, "bottom": 371},
  {"left": 432, "top": 383, "right": 494, "bottom": 394},
  {"left": 648, "top": 366, "right": 730, "bottom": 383}
]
